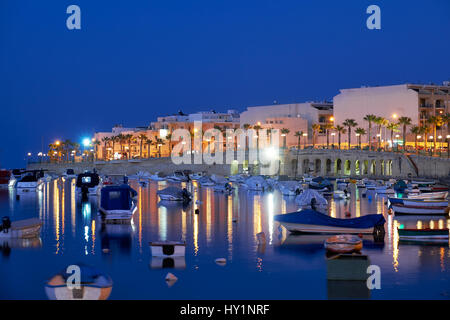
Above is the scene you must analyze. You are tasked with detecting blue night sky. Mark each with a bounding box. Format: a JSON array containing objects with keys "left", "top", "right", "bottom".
[{"left": 1, "top": 0, "right": 449, "bottom": 168}]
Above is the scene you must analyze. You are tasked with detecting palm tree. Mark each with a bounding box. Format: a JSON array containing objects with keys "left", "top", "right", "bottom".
[
  {"left": 124, "top": 134, "right": 133, "bottom": 159},
  {"left": 324, "top": 123, "right": 334, "bottom": 149},
  {"left": 311, "top": 124, "right": 321, "bottom": 148},
  {"left": 253, "top": 124, "right": 262, "bottom": 151},
  {"left": 363, "top": 114, "right": 377, "bottom": 151},
  {"left": 101, "top": 137, "right": 110, "bottom": 160},
  {"left": 421, "top": 125, "right": 431, "bottom": 154},
  {"left": 410, "top": 125, "right": 421, "bottom": 154},
  {"left": 335, "top": 125, "right": 346, "bottom": 150},
  {"left": 374, "top": 116, "right": 384, "bottom": 149},
  {"left": 294, "top": 131, "right": 303, "bottom": 177},
  {"left": 111, "top": 135, "right": 119, "bottom": 158},
  {"left": 280, "top": 128, "right": 290, "bottom": 148},
  {"left": 397, "top": 117, "right": 412, "bottom": 152},
  {"left": 386, "top": 122, "right": 399, "bottom": 151},
  {"left": 146, "top": 137, "right": 153, "bottom": 158},
  {"left": 242, "top": 124, "right": 251, "bottom": 151},
  {"left": 427, "top": 115, "right": 444, "bottom": 154},
  {"left": 92, "top": 139, "right": 101, "bottom": 161},
  {"left": 153, "top": 138, "right": 165, "bottom": 157},
  {"left": 165, "top": 132, "right": 173, "bottom": 155},
  {"left": 355, "top": 127, "right": 366, "bottom": 149},
  {"left": 137, "top": 134, "right": 148, "bottom": 158},
  {"left": 343, "top": 119, "right": 357, "bottom": 149}
]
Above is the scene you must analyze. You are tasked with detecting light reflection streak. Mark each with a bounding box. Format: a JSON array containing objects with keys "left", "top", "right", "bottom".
[
  {"left": 227, "top": 195, "right": 233, "bottom": 259},
  {"left": 53, "top": 180, "right": 60, "bottom": 254},
  {"left": 158, "top": 205, "right": 167, "bottom": 241},
  {"left": 267, "top": 193, "right": 274, "bottom": 245},
  {"left": 206, "top": 188, "right": 212, "bottom": 245},
  {"left": 393, "top": 220, "right": 399, "bottom": 272}
]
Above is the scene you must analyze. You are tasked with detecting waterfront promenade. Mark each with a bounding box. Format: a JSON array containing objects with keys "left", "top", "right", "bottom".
[{"left": 27, "top": 149, "right": 450, "bottom": 180}]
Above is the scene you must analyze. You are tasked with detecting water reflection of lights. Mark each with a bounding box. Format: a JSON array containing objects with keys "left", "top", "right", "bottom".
[
  {"left": 227, "top": 195, "right": 233, "bottom": 259},
  {"left": 253, "top": 195, "right": 262, "bottom": 239},
  {"left": 158, "top": 205, "right": 167, "bottom": 241},
  {"left": 193, "top": 212, "right": 199, "bottom": 256},
  {"left": 267, "top": 193, "right": 274, "bottom": 245},
  {"left": 71, "top": 181, "right": 76, "bottom": 236},
  {"left": 53, "top": 180, "right": 60, "bottom": 254},
  {"left": 393, "top": 220, "right": 399, "bottom": 272},
  {"left": 206, "top": 188, "right": 212, "bottom": 245}
]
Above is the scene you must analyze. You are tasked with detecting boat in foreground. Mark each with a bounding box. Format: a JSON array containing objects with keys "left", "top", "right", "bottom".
[
  {"left": 407, "top": 191, "right": 448, "bottom": 200},
  {"left": 324, "top": 234, "right": 363, "bottom": 253},
  {"left": 273, "top": 209, "right": 386, "bottom": 235},
  {"left": 45, "top": 264, "right": 113, "bottom": 300}
]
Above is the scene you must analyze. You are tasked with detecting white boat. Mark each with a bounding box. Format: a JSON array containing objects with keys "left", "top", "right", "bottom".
[
  {"left": 228, "top": 174, "right": 246, "bottom": 183},
  {"left": 401, "top": 199, "right": 449, "bottom": 208},
  {"left": 375, "top": 186, "right": 395, "bottom": 194},
  {"left": 99, "top": 185, "right": 138, "bottom": 223},
  {"left": 76, "top": 172, "right": 102, "bottom": 196},
  {"left": 198, "top": 176, "right": 216, "bottom": 187},
  {"left": 408, "top": 191, "right": 448, "bottom": 200},
  {"left": 150, "top": 241, "right": 186, "bottom": 257},
  {"left": 278, "top": 181, "right": 302, "bottom": 196},
  {"left": 157, "top": 187, "right": 192, "bottom": 201},
  {"left": 130, "top": 171, "right": 151, "bottom": 180},
  {"left": 45, "top": 264, "right": 113, "bottom": 300},
  {"left": 16, "top": 171, "right": 44, "bottom": 191},
  {"left": 356, "top": 181, "right": 366, "bottom": 188},
  {"left": 333, "top": 190, "right": 350, "bottom": 200},
  {"left": 213, "top": 182, "right": 233, "bottom": 193},
  {"left": 165, "top": 171, "right": 189, "bottom": 182},
  {"left": 295, "top": 189, "right": 328, "bottom": 208},
  {"left": 391, "top": 204, "right": 449, "bottom": 215},
  {"left": 241, "top": 176, "right": 270, "bottom": 191},
  {"left": 0, "top": 217, "right": 42, "bottom": 239},
  {"left": 149, "top": 172, "right": 165, "bottom": 181},
  {"left": 63, "top": 169, "right": 77, "bottom": 179},
  {"left": 411, "top": 180, "right": 436, "bottom": 185},
  {"left": 189, "top": 172, "right": 206, "bottom": 180}
]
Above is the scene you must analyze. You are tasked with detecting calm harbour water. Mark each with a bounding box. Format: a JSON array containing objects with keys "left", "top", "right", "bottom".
[{"left": 1, "top": 178, "right": 449, "bottom": 300}]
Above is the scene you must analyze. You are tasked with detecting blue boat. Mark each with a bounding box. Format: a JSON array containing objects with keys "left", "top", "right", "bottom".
[
  {"left": 99, "top": 185, "right": 138, "bottom": 223},
  {"left": 273, "top": 209, "right": 386, "bottom": 234}
]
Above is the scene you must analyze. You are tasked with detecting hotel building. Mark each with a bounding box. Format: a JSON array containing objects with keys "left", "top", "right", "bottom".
[{"left": 333, "top": 83, "right": 450, "bottom": 146}]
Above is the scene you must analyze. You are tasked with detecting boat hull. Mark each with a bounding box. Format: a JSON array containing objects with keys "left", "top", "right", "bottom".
[
  {"left": 391, "top": 204, "right": 449, "bottom": 215},
  {"left": 278, "top": 222, "right": 375, "bottom": 234}
]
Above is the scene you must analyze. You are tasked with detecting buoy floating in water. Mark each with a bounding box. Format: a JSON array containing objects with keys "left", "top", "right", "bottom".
[
  {"left": 256, "top": 232, "right": 266, "bottom": 245},
  {"left": 165, "top": 272, "right": 178, "bottom": 287},
  {"left": 194, "top": 209, "right": 200, "bottom": 215},
  {"left": 215, "top": 258, "right": 226, "bottom": 266},
  {"left": 345, "top": 211, "right": 351, "bottom": 218}
]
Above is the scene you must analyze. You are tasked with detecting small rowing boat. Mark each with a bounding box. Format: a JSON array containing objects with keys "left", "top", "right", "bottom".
[
  {"left": 45, "top": 264, "right": 113, "bottom": 300},
  {"left": 273, "top": 209, "right": 386, "bottom": 235},
  {"left": 0, "top": 217, "right": 42, "bottom": 239},
  {"left": 324, "top": 235, "right": 363, "bottom": 253},
  {"left": 398, "top": 228, "right": 449, "bottom": 244},
  {"left": 408, "top": 191, "right": 448, "bottom": 200},
  {"left": 391, "top": 203, "right": 449, "bottom": 215}
]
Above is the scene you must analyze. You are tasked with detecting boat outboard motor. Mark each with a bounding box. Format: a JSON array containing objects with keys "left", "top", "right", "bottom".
[
  {"left": 182, "top": 188, "right": 191, "bottom": 202},
  {"left": 1, "top": 216, "right": 11, "bottom": 233},
  {"left": 310, "top": 198, "right": 317, "bottom": 211}
]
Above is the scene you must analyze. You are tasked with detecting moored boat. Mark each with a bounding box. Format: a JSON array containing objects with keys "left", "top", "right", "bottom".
[
  {"left": 157, "top": 187, "right": 192, "bottom": 201},
  {"left": 324, "top": 234, "right": 363, "bottom": 253},
  {"left": 99, "top": 185, "right": 138, "bottom": 223},
  {"left": 407, "top": 191, "right": 448, "bottom": 200},
  {"left": 45, "top": 264, "right": 113, "bottom": 300},
  {"left": 76, "top": 172, "right": 102, "bottom": 197},
  {"left": 391, "top": 203, "right": 449, "bottom": 215},
  {"left": 0, "top": 217, "right": 42, "bottom": 239},
  {"left": 273, "top": 209, "right": 386, "bottom": 235},
  {"left": 397, "top": 228, "right": 449, "bottom": 243}
]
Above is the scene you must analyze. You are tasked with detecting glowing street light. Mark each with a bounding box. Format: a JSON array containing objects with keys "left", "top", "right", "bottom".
[
  {"left": 82, "top": 138, "right": 91, "bottom": 147},
  {"left": 392, "top": 114, "right": 398, "bottom": 119},
  {"left": 329, "top": 117, "right": 335, "bottom": 122},
  {"left": 55, "top": 140, "right": 60, "bottom": 146}
]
